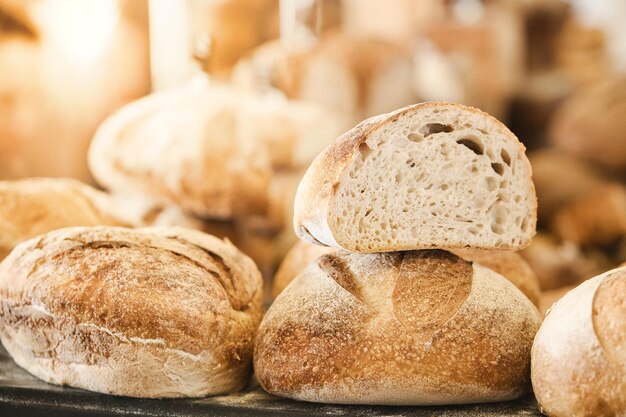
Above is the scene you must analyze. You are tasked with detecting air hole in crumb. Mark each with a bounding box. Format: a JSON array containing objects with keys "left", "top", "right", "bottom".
[
  {"left": 471, "top": 166, "right": 478, "bottom": 173},
  {"left": 501, "top": 149, "right": 511, "bottom": 166},
  {"left": 420, "top": 123, "right": 454, "bottom": 136},
  {"left": 440, "top": 184, "right": 449, "bottom": 191},
  {"left": 456, "top": 137, "right": 484, "bottom": 155},
  {"left": 491, "top": 224, "right": 505, "bottom": 234},
  {"left": 359, "top": 142, "right": 373, "bottom": 160},
  {"left": 491, "top": 163, "right": 504, "bottom": 176},
  {"left": 485, "top": 177, "right": 497, "bottom": 191},
  {"left": 365, "top": 208, "right": 373, "bottom": 217},
  {"left": 521, "top": 217, "right": 529, "bottom": 231},
  {"left": 514, "top": 195, "right": 521, "bottom": 203},
  {"left": 408, "top": 132, "right": 423, "bottom": 142},
  {"left": 407, "top": 159, "right": 416, "bottom": 168}
]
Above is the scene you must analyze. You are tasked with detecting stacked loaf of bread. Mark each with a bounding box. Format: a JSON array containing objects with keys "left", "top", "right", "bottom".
[{"left": 255, "top": 102, "right": 542, "bottom": 404}]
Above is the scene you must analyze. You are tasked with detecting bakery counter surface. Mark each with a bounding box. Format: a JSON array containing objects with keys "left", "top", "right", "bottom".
[{"left": 0, "top": 346, "right": 542, "bottom": 417}]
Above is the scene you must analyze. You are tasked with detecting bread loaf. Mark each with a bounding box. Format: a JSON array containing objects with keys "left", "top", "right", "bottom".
[
  {"left": 256, "top": 250, "right": 541, "bottom": 404},
  {"left": 294, "top": 102, "right": 537, "bottom": 252},
  {"left": 0, "top": 178, "right": 123, "bottom": 261},
  {"left": 550, "top": 76, "right": 626, "bottom": 170},
  {"left": 89, "top": 77, "right": 272, "bottom": 219},
  {"left": 0, "top": 226, "right": 263, "bottom": 398},
  {"left": 531, "top": 267, "right": 626, "bottom": 417},
  {"left": 552, "top": 183, "right": 626, "bottom": 247}
]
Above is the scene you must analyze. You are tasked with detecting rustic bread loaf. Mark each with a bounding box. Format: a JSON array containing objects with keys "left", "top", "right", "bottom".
[
  {"left": 89, "top": 77, "right": 273, "bottom": 219},
  {"left": 294, "top": 102, "right": 537, "bottom": 253},
  {"left": 0, "top": 226, "right": 263, "bottom": 398},
  {"left": 550, "top": 76, "right": 626, "bottom": 170},
  {"left": 256, "top": 250, "right": 541, "bottom": 405},
  {"left": 552, "top": 183, "right": 626, "bottom": 247},
  {"left": 532, "top": 267, "right": 626, "bottom": 417},
  {"left": 0, "top": 178, "right": 123, "bottom": 261},
  {"left": 271, "top": 241, "right": 541, "bottom": 305}
]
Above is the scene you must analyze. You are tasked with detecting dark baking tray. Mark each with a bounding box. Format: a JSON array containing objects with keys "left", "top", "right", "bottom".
[{"left": 0, "top": 346, "right": 542, "bottom": 417}]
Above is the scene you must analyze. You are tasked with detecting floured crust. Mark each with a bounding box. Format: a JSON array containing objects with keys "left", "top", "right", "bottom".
[
  {"left": 88, "top": 77, "right": 272, "bottom": 219},
  {"left": 531, "top": 267, "right": 626, "bottom": 417},
  {"left": 293, "top": 102, "right": 537, "bottom": 252},
  {"left": 256, "top": 249, "right": 541, "bottom": 405},
  {"left": 0, "top": 226, "right": 263, "bottom": 398},
  {"left": 452, "top": 248, "right": 541, "bottom": 307},
  {"left": 0, "top": 178, "right": 124, "bottom": 261}
]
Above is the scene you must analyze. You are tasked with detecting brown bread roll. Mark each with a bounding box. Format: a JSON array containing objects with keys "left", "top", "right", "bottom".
[
  {"left": 531, "top": 267, "right": 626, "bottom": 417},
  {"left": 0, "top": 226, "right": 263, "bottom": 398},
  {"left": 256, "top": 250, "right": 541, "bottom": 405},
  {"left": 0, "top": 178, "right": 123, "bottom": 261}
]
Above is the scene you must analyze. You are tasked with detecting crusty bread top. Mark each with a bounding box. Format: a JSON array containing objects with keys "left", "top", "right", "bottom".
[
  {"left": 0, "top": 178, "right": 123, "bottom": 261},
  {"left": 256, "top": 249, "right": 541, "bottom": 404},
  {"left": 452, "top": 248, "right": 541, "bottom": 307},
  {"left": 89, "top": 77, "right": 273, "bottom": 219},
  {"left": 294, "top": 102, "right": 537, "bottom": 252},
  {"left": 0, "top": 226, "right": 263, "bottom": 354}
]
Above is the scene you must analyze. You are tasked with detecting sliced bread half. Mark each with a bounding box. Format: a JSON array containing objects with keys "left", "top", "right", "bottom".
[{"left": 294, "top": 102, "right": 536, "bottom": 252}]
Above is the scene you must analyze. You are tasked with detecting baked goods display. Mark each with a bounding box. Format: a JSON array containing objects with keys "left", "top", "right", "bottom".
[
  {"left": 531, "top": 266, "right": 626, "bottom": 417},
  {"left": 1, "top": 1, "right": 626, "bottom": 413},
  {"left": 294, "top": 102, "right": 537, "bottom": 252},
  {"left": 0, "top": 226, "right": 263, "bottom": 398},
  {"left": 0, "top": 178, "right": 124, "bottom": 261},
  {"left": 256, "top": 102, "right": 542, "bottom": 405}
]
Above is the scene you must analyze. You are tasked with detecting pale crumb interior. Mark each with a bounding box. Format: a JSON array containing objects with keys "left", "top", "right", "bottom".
[{"left": 330, "top": 107, "right": 534, "bottom": 251}]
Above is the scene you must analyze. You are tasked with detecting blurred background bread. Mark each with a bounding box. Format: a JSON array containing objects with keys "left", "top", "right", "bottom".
[{"left": 0, "top": 178, "right": 124, "bottom": 260}]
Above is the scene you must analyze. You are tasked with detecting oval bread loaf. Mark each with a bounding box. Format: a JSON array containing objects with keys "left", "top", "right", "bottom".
[
  {"left": 531, "top": 267, "right": 626, "bottom": 417},
  {"left": 0, "top": 226, "right": 263, "bottom": 398},
  {"left": 256, "top": 249, "right": 541, "bottom": 405},
  {"left": 294, "top": 102, "right": 537, "bottom": 253}
]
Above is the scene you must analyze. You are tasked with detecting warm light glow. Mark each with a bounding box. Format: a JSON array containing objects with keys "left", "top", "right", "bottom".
[{"left": 36, "top": 0, "right": 119, "bottom": 65}]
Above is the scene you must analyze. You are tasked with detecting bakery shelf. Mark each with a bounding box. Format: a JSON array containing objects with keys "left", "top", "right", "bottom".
[{"left": 0, "top": 347, "right": 542, "bottom": 417}]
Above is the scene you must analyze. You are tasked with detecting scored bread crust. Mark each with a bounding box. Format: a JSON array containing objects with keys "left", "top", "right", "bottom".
[
  {"left": 294, "top": 102, "right": 537, "bottom": 253},
  {"left": 0, "top": 178, "right": 124, "bottom": 261},
  {"left": 0, "top": 226, "right": 263, "bottom": 398},
  {"left": 271, "top": 241, "right": 541, "bottom": 306},
  {"left": 531, "top": 267, "right": 626, "bottom": 417},
  {"left": 256, "top": 250, "right": 541, "bottom": 405}
]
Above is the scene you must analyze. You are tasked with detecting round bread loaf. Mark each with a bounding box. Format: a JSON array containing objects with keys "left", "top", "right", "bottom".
[
  {"left": 531, "top": 267, "right": 626, "bottom": 417},
  {"left": 256, "top": 250, "right": 541, "bottom": 405},
  {"left": 0, "top": 226, "right": 263, "bottom": 398},
  {"left": 272, "top": 241, "right": 541, "bottom": 306},
  {"left": 0, "top": 178, "right": 124, "bottom": 261}
]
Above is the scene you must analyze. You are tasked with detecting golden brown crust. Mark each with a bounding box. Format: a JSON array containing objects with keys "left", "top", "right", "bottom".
[
  {"left": 0, "top": 178, "right": 124, "bottom": 261},
  {"left": 452, "top": 248, "right": 541, "bottom": 307},
  {"left": 256, "top": 249, "right": 541, "bottom": 405},
  {"left": 0, "top": 226, "right": 263, "bottom": 397}
]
